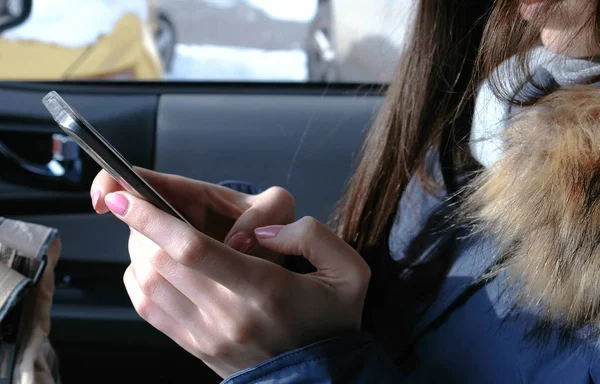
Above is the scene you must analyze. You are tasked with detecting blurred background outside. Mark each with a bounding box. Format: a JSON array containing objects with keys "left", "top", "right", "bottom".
[{"left": 0, "top": 0, "right": 414, "bottom": 83}]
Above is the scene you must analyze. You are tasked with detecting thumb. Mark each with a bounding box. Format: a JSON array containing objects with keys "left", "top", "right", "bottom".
[
  {"left": 224, "top": 187, "right": 295, "bottom": 257},
  {"left": 254, "top": 217, "right": 370, "bottom": 283}
]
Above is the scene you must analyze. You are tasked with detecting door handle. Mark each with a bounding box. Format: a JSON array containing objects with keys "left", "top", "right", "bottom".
[{"left": 0, "top": 133, "right": 83, "bottom": 184}]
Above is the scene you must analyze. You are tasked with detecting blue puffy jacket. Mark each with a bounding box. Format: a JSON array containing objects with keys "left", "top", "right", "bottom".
[{"left": 219, "top": 82, "right": 600, "bottom": 384}]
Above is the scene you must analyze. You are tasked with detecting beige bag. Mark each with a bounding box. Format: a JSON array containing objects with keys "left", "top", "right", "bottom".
[{"left": 0, "top": 218, "right": 61, "bottom": 384}]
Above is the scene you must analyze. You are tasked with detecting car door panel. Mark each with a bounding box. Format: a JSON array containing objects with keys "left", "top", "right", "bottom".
[{"left": 156, "top": 93, "right": 379, "bottom": 220}]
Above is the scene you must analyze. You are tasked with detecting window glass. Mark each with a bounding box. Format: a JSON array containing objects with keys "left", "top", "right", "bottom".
[{"left": 0, "top": 0, "right": 413, "bottom": 83}]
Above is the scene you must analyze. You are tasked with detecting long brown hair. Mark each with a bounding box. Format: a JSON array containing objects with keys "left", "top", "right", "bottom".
[
  {"left": 334, "top": 0, "right": 600, "bottom": 255},
  {"left": 333, "top": 0, "right": 494, "bottom": 252}
]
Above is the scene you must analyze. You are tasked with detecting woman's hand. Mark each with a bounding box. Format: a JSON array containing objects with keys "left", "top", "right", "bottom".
[
  {"left": 104, "top": 191, "right": 370, "bottom": 378},
  {"left": 90, "top": 168, "right": 295, "bottom": 260}
]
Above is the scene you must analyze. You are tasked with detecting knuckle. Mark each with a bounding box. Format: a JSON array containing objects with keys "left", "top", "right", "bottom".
[
  {"left": 267, "top": 186, "right": 295, "bottom": 207},
  {"left": 261, "top": 186, "right": 295, "bottom": 221},
  {"left": 187, "top": 333, "right": 203, "bottom": 353},
  {"left": 204, "top": 340, "right": 231, "bottom": 359},
  {"left": 252, "top": 275, "right": 286, "bottom": 316},
  {"left": 136, "top": 270, "right": 161, "bottom": 298},
  {"left": 256, "top": 292, "right": 282, "bottom": 318},
  {"left": 298, "top": 216, "right": 322, "bottom": 236},
  {"left": 356, "top": 261, "right": 372, "bottom": 286},
  {"left": 134, "top": 297, "right": 154, "bottom": 321},
  {"left": 147, "top": 247, "right": 171, "bottom": 270},
  {"left": 228, "top": 320, "right": 257, "bottom": 346},
  {"left": 133, "top": 204, "right": 155, "bottom": 234},
  {"left": 127, "top": 233, "right": 136, "bottom": 255},
  {"left": 177, "top": 235, "right": 206, "bottom": 266},
  {"left": 122, "top": 265, "right": 134, "bottom": 286},
  {"left": 348, "top": 258, "right": 371, "bottom": 295}
]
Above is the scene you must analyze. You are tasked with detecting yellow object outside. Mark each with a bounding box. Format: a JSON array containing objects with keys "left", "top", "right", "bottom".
[{"left": 0, "top": 13, "right": 163, "bottom": 80}]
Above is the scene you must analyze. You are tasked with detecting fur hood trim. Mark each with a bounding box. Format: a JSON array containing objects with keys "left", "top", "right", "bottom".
[{"left": 465, "top": 85, "right": 600, "bottom": 328}]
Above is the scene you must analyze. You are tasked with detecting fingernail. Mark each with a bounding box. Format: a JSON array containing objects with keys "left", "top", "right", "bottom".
[
  {"left": 255, "top": 225, "right": 284, "bottom": 239},
  {"left": 105, "top": 193, "right": 129, "bottom": 216},
  {"left": 227, "top": 232, "right": 254, "bottom": 254},
  {"left": 91, "top": 190, "right": 100, "bottom": 210}
]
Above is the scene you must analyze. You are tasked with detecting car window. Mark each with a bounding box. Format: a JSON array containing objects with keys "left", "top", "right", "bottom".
[{"left": 0, "top": 0, "right": 413, "bottom": 83}]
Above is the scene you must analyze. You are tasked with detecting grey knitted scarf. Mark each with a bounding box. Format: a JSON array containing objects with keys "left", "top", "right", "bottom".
[{"left": 470, "top": 45, "right": 600, "bottom": 168}]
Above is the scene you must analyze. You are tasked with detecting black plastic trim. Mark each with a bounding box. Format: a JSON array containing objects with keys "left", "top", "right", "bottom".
[{"left": 0, "top": 81, "right": 387, "bottom": 97}]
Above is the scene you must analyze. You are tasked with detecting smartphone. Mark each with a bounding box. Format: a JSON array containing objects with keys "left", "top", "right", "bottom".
[{"left": 42, "top": 91, "right": 193, "bottom": 227}]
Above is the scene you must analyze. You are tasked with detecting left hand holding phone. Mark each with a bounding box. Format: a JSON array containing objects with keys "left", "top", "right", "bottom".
[{"left": 91, "top": 168, "right": 371, "bottom": 378}]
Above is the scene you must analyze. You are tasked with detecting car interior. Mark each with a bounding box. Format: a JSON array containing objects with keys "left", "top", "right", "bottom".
[{"left": 0, "top": 0, "right": 394, "bottom": 382}]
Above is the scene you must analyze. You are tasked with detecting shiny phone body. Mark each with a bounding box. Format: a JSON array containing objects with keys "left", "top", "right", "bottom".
[{"left": 42, "top": 91, "right": 192, "bottom": 226}]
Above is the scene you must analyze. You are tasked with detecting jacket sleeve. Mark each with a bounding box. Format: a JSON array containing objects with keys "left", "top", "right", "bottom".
[
  {"left": 222, "top": 332, "right": 405, "bottom": 384},
  {"left": 218, "top": 180, "right": 263, "bottom": 195}
]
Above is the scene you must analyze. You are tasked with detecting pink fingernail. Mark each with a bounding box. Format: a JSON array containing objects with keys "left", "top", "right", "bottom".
[
  {"left": 105, "top": 193, "right": 129, "bottom": 216},
  {"left": 91, "top": 190, "right": 100, "bottom": 210},
  {"left": 255, "top": 225, "right": 284, "bottom": 239},
  {"left": 227, "top": 232, "right": 254, "bottom": 254}
]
